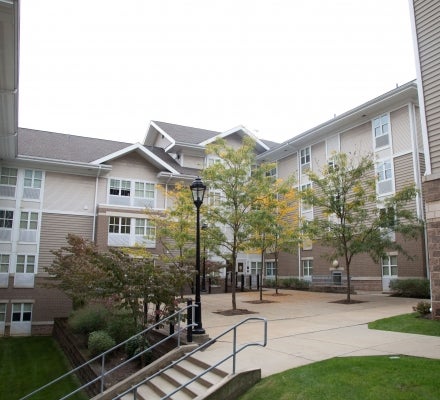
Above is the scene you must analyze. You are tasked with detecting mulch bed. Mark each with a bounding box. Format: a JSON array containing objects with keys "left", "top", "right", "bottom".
[
  {"left": 243, "top": 300, "right": 277, "bottom": 304},
  {"left": 213, "top": 309, "right": 257, "bottom": 316},
  {"left": 329, "top": 299, "right": 366, "bottom": 304}
]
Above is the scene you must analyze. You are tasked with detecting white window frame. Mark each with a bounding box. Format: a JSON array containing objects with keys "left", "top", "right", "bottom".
[
  {"left": 373, "top": 113, "right": 390, "bottom": 149},
  {"left": 300, "top": 183, "right": 312, "bottom": 213},
  {"left": 376, "top": 159, "right": 394, "bottom": 195},
  {"left": 382, "top": 255, "right": 398, "bottom": 277},
  {"left": 0, "top": 167, "right": 17, "bottom": 186},
  {"left": 0, "top": 254, "right": 9, "bottom": 273},
  {"left": 109, "top": 178, "right": 156, "bottom": 208},
  {"left": 11, "top": 303, "right": 32, "bottom": 322},
  {"left": 302, "top": 259, "right": 313, "bottom": 277},
  {"left": 135, "top": 218, "right": 156, "bottom": 248},
  {"left": 23, "top": 169, "right": 43, "bottom": 200},
  {"left": 300, "top": 147, "right": 311, "bottom": 171},
  {"left": 265, "top": 260, "right": 276, "bottom": 277},
  {"left": 109, "top": 217, "right": 131, "bottom": 234},
  {"left": 19, "top": 211, "right": 39, "bottom": 243},
  {"left": 0, "top": 210, "right": 14, "bottom": 242},
  {"left": 250, "top": 261, "right": 262, "bottom": 275}
]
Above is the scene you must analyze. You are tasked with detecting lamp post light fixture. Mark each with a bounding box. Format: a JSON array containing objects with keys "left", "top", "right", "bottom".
[
  {"left": 190, "top": 177, "right": 207, "bottom": 334},
  {"left": 201, "top": 223, "right": 208, "bottom": 292}
]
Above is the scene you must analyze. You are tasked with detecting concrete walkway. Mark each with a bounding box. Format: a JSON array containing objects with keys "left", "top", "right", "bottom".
[{"left": 193, "top": 289, "right": 440, "bottom": 377}]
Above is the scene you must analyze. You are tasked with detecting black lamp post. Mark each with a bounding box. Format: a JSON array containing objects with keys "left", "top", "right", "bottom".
[
  {"left": 190, "top": 177, "right": 207, "bottom": 334},
  {"left": 201, "top": 223, "right": 208, "bottom": 292}
]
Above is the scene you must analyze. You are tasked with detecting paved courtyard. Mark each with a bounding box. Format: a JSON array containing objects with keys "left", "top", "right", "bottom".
[{"left": 193, "top": 289, "right": 440, "bottom": 377}]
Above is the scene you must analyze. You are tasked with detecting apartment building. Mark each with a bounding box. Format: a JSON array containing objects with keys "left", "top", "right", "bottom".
[
  {"left": 0, "top": 80, "right": 428, "bottom": 336},
  {"left": 410, "top": 0, "right": 440, "bottom": 318},
  {"left": 259, "top": 80, "right": 426, "bottom": 291}
]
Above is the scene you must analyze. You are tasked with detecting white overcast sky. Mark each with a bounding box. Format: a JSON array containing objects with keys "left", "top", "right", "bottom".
[{"left": 18, "top": 0, "right": 416, "bottom": 144}]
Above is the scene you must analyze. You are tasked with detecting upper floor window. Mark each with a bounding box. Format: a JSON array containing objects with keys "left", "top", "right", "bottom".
[
  {"left": 0, "top": 167, "right": 17, "bottom": 185},
  {"left": 373, "top": 114, "right": 390, "bottom": 149},
  {"left": 376, "top": 160, "right": 393, "bottom": 195},
  {"left": 208, "top": 190, "right": 222, "bottom": 207},
  {"left": 300, "top": 147, "right": 310, "bottom": 166},
  {"left": 0, "top": 210, "right": 13, "bottom": 242},
  {"left": 16, "top": 255, "right": 36, "bottom": 274},
  {"left": 0, "top": 254, "right": 9, "bottom": 273},
  {"left": 0, "top": 167, "right": 17, "bottom": 198},
  {"left": 19, "top": 212, "right": 38, "bottom": 243},
  {"left": 0, "top": 210, "right": 13, "bottom": 229},
  {"left": 206, "top": 157, "right": 222, "bottom": 167},
  {"left": 23, "top": 170, "right": 43, "bottom": 200},
  {"left": 110, "top": 179, "right": 131, "bottom": 197},
  {"left": 134, "top": 182, "right": 155, "bottom": 208},
  {"left": 109, "top": 217, "right": 130, "bottom": 234},
  {"left": 109, "top": 179, "right": 156, "bottom": 208}
]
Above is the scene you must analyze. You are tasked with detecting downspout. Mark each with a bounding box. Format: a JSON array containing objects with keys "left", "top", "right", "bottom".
[
  {"left": 92, "top": 165, "right": 102, "bottom": 241},
  {"left": 409, "top": 103, "right": 430, "bottom": 280},
  {"left": 297, "top": 149, "right": 302, "bottom": 279}
]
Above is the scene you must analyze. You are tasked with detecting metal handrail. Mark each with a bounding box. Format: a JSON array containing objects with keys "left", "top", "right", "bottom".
[
  {"left": 114, "top": 316, "right": 268, "bottom": 400},
  {"left": 20, "top": 303, "right": 197, "bottom": 400}
]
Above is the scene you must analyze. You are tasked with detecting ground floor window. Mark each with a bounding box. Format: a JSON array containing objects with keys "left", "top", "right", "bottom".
[
  {"left": 265, "top": 261, "right": 276, "bottom": 277},
  {"left": 250, "top": 261, "right": 262, "bottom": 275},
  {"left": 302, "top": 259, "right": 313, "bottom": 277},
  {"left": 12, "top": 303, "right": 32, "bottom": 322},
  {"left": 0, "top": 303, "right": 6, "bottom": 322},
  {"left": 382, "top": 255, "right": 397, "bottom": 276}
]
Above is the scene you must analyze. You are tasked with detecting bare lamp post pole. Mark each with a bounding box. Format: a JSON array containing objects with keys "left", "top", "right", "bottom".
[
  {"left": 190, "top": 177, "right": 207, "bottom": 334},
  {"left": 201, "top": 223, "right": 208, "bottom": 292}
]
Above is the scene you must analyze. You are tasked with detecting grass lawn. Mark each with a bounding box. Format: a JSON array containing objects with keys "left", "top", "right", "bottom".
[
  {"left": 239, "top": 355, "right": 440, "bottom": 400},
  {"left": 0, "top": 336, "right": 87, "bottom": 400},
  {"left": 368, "top": 312, "right": 440, "bottom": 336}
]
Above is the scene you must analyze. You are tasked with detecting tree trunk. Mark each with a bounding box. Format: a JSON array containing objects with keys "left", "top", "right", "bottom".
[
  {"left": 346, "top": 255, "right": 351, "bottom": 303},
  {"left": 231, "top": 253, "right": 237, "bottom": 310}
]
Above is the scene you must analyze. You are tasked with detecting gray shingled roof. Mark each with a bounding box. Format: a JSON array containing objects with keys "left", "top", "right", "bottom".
[
  {"left": 18, "top": 128, "right": 200, "bottom": 175},
  {"left": 18, "top": 128, "right": 131, "bottom": 163},
  {"left": 153, "top": 121, "right": 220, "bottom": 145}
]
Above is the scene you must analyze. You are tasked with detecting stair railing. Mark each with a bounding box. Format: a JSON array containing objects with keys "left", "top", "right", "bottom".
[
  {"left": 114, "top": 316, "right": 268, "bottom": 400},
  {"left": 20, "top": 302, "right": 197, "bottom": 400}
]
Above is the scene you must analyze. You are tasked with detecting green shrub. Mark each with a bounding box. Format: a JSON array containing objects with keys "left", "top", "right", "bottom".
[
  {"left": 125, "top": 335, "right": 152, "bottom": 365},
  {"left": 413, "top": 300, "right": 431, "bottom": 316},
  {"left": 68, "top": 304, "right": 110, "bottom": 335},
  {"left": 389, "top": 278, "right": 430, "bottom": 299},
  {"left": 106, "top": 310, "right": 138, "bottom": 343},
  {"left": 88, "top": 330, "right": 116, "bottom": 357}
]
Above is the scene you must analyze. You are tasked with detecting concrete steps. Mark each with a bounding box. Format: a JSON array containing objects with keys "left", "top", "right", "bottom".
[{"left": 118, "top": 354, "right": 228, "bottom": 400}]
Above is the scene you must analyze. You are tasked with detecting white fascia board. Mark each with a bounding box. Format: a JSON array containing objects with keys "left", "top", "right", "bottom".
[
  {"left": 199, "top": 125, "right": 270, "bottom": 151},
  {"left": 144, "top": 121, "right": 176, "bottom": 148},
  {"left": 91, "top": 143, "right": 180, "bottom": 174}
]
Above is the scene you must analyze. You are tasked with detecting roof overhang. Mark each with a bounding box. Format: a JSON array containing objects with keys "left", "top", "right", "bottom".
[
  {"left": 91, "top": 143, "right": 180, "bottom": 174},
  {"left": 258, "top": 81, "right": 419, "bottom": 162},
  {"left": 11, "top": 155, "right": 113, "bottom": 177},
  {"left": 0, "top": 0, "right": 19, "bottom": 160}
]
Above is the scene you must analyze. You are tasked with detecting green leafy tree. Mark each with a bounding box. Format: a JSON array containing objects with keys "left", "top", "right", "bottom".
[
  {"left": 248, "top": 178, "right": 300, "bottom": 298},
  {"left": 203, "top": 136, "right": 274, "bottom": 310},
  {"left": 300, "top": 152, "right": 422, "bottom": 302},
  {"left": 48, "top": 234, "right": 182, "bottom": 329}
]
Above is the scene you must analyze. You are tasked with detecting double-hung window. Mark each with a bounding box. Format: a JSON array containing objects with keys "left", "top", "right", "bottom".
[
  {"left": 379, "top": 206, "right": 396, "bottom": 241},
  {"left": 0, "top": 254, "right": 9, "bottom": 288},
  {"left": 250, "top": 261, "right": 262, "bottom": 275},
  {"left": 0, "top": 210, "right": 13, "bottom": 242},
  {"left": 373, "top": 114, "right": 390, "bottom": 149},
  {"left": 302, "top": 259, "right": 313, "bottom": 277},
  {"left": 376, "top": 159, "right": 393, "bottom": 195},
  {"left": 23, "top": 170, "right": 43, "bottom": 200},
  {"left": 382, "top": 255, "right": 397, "bottom": 277},
  {"left": 135, "top": 218, "right": 156, "bottom": 247},
  {"left": 12, "top": 303, "right": 32, "bottom": 322},
  {"left": 134, "top": 182, "right": 155, "bottom": 208},
  {"left": 109, "top": 179, "right": 131, "bottom": 206},
  {"left": 15, "top": 255, "right": 36, "bottom": 288},
  {"left": 19, "top": 212, "right": 38, "bottom": 242},
  {"left": 109, "top": 217, "right": 130, "bottom": 234},
  {"left": 265, "top": 261, "right": 276, "bottom": 277},
  {"left": 300, "top": 147, "right": 311, "bottom": 172},
  {"left": 0, "top": 167, "right": 17, "bottom": 198}
]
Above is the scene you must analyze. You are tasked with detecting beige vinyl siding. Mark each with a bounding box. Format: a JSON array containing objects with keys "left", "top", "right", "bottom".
[
  {"left": 154, "top": 133, "right": 172, "bottom": 148},
  {"left": 340, "top": 122, "right": 372, "bottom": 156},
  {"left": 391, "top": 107, "right": 411, "bottom": 154},
  {"left": 393, "top": 154, "right": 417, "bottom": 211},
  {"left": 43, "top": 172, "right": 96, "bottom": 213},
  {"left": 38, "top": 213, "right": 94, "bottom": 272},
  {"left": 109, "top": 153, "right": 160, "bottom": 181},
  {"left": 415, "top": 106, "right": 424, "bottom": 153},
  {"left": 413, "top": 0, "right": 440, "bottom": 172},
  {"left": 311, "top": 141, "right": 326, "bottom": 174},
  {"left": 277, "top": 153, "right": 297, "bottom": 180},
  {"left": 225, "top": 134, "right": 247, "bottom": 149},
  {"left": 183, "top": 154, "right": 204, "bottom": 169}
]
